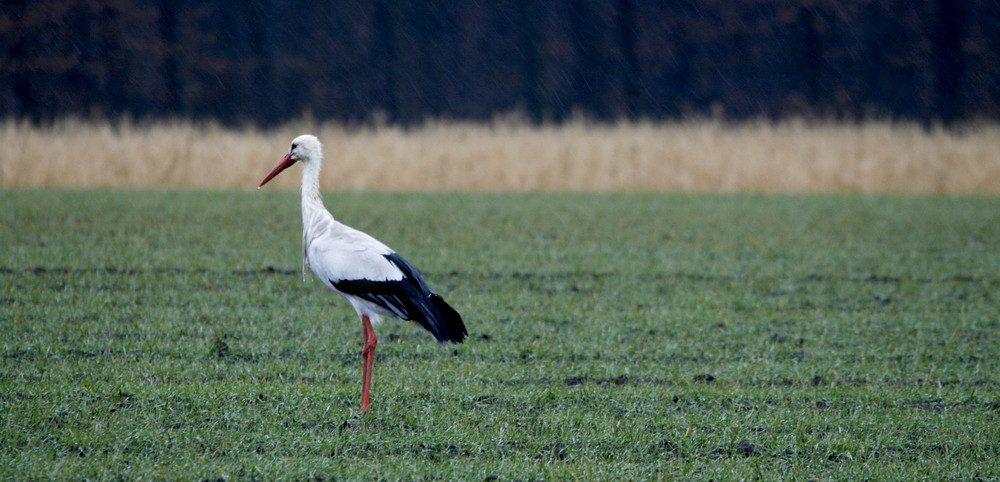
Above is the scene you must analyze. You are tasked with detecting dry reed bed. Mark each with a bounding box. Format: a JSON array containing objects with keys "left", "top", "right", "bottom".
[{"left": 1, "top": 119, "right": 998, "bottom": 193}]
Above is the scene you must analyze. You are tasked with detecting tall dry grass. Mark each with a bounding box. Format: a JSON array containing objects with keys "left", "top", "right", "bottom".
[{"left": 1, "top": 117, "right": 998, "bottom": 193}]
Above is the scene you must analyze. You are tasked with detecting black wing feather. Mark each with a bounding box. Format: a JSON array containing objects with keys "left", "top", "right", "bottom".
[{"left": 331, "top": 253, "right": 467, "bottom": 343}]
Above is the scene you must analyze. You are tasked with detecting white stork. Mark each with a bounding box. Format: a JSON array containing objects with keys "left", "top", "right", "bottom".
[{"left": 258, "top": 134, "right": 467, "bottom": 413}]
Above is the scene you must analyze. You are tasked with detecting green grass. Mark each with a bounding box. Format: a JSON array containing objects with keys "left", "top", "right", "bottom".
[{"left": 2, "top": 189, "right": 999, "bottom": 479}]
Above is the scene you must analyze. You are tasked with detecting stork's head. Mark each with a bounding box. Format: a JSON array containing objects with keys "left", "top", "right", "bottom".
[{"left": 258, "top": 134, "right": 323, "bottom": 188}]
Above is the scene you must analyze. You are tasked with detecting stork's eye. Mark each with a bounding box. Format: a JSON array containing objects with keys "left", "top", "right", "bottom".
[{"left": 290, "top": 142, "right": 299, "bottom": 152}]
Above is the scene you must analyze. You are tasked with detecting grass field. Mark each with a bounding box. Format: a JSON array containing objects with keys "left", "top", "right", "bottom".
[{"left": 2, "top": 190, "right": 999, "bottom": 479}]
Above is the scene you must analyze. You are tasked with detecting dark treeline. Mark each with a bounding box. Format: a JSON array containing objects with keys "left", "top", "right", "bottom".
[{"left": 2, "top": 0, "right": 998, "bottom": 126}]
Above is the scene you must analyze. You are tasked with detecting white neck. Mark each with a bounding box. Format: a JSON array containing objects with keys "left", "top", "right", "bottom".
[
  {"left": 300, "top": 158, "right": 328, "bottom": 226},
  {"left": 299, "top": 158, "right": 332, "bottom": 278}
]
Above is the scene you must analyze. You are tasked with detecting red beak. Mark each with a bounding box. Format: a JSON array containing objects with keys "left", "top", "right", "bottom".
[{"left": 258, "top": 153, "right": 296, "bottom": 188}]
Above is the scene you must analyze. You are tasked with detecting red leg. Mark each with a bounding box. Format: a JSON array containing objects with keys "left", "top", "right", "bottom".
[{"left": 360, "top": 315, "right": 378, "bottom": 413}]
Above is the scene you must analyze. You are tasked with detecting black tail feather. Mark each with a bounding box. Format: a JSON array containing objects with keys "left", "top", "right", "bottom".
[{"left": 426, "top": 293, "right": 467, "bottom": 343}]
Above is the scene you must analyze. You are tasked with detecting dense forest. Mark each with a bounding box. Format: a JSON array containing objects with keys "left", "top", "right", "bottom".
[{"left": 2, "top": 0, "right": 998, "bottom": 126}]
